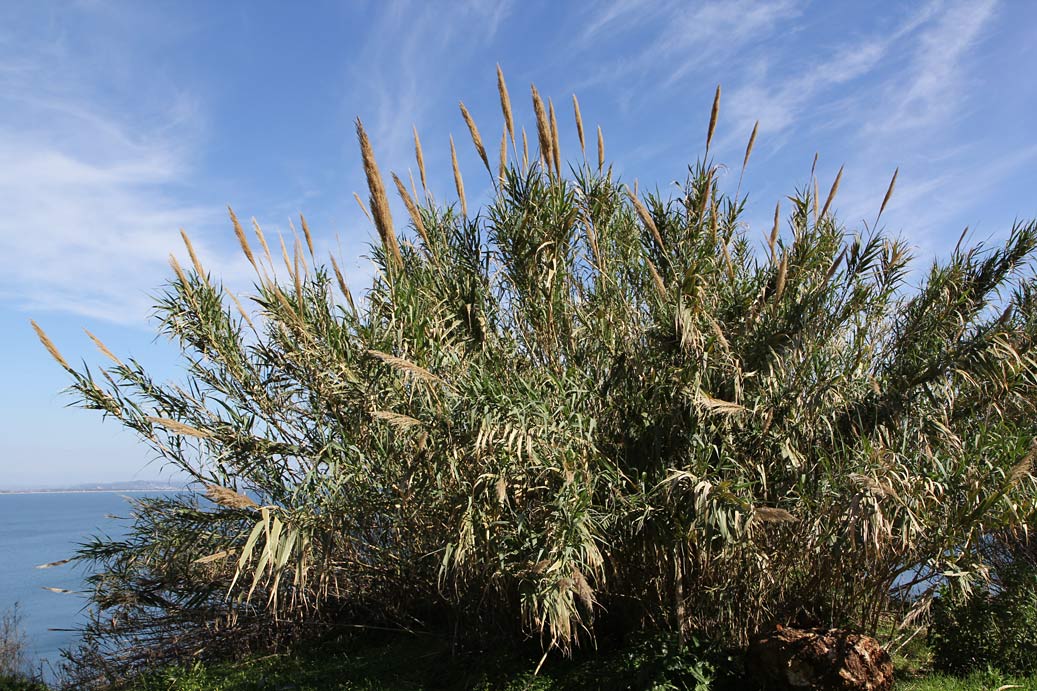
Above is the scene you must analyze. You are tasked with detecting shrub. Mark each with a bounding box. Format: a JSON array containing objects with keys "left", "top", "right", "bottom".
[
  {"left": 34, "top": 71, "right": 1037, "bottom": 683},
  {"left": 931, "top": 549, "right": 1037, "bottom": 675},
  {"left": 0, "top": 607, "right": 45, "bottom": 691}
]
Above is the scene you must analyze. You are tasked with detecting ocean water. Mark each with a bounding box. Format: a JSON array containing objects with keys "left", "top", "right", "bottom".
[{"left": 0, "top": 492, "right": 173, "bottom": 676}]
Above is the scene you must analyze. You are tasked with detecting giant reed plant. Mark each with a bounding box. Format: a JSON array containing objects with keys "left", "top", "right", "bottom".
[{"left": 35, "top": 70, "right": 1037, "bottom": 682}]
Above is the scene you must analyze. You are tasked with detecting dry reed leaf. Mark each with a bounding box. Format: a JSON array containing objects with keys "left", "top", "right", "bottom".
[
  {"left": 459, "top": 101, "right": 491, "bottom": 176},
  {"left": 450, "top": 135, "right": 467, "bottom": 217},
  {"left": 597, "top": 126, "right": 604, "bottom": 171},
  {"left": 392, "top": 172, "right": 430, "bottom": 246},
  {"left": 35, "top": 559, "right": 71, "bottom": 569},
  {"left": 229, "top": 207, "right": 258, "bottom": 270},
  {"left": 877, "top": 167, "right": 898, "bottom": 222},
  {"left": 42, "top": 587, "right": 74, "bottom": 594},
  {"left": 530, "top": 84, "right": 553, "bottom": 169},
  {"left": 84, "top": 329, "right": 123, "bottom": 366},
  {"left": 572, "top": 94, "right": 585, "bottom": 156},
  {"left": 627, "top": 188, "right": 665, "bottom": 252},
  {"left": 819, "top": 165, "right": 844, "bottom": 219},
  {"left": 496, "top": 64, "right": 515, "bottom": 148},
  {"left": 522, "top": 126, "right": 529, "bottom": 169},
  {"left": 367, "top": 349, "right": 442, "bottom": 384},
  {"left": 206, "top": 484, "right": 258, "bottom": 509},
  {"left": 549, "top": 97, "right": 562, "bottom": 176},
  {"left": 413, "top": 125, "right": 428, "bottom": 196},
  {"left": 147, "top": 416, "right": 212, "bottom": 439},
  {"left": 356, "top": 117, "right": 401, "bottom": 268},
  {"left": 706, "top": 84, "right": 721, "bottom": 152}
]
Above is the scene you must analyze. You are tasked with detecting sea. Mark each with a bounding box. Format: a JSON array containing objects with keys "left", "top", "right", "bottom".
[{"left": 0, "top": 491, "right": 177, "bottom": 679}]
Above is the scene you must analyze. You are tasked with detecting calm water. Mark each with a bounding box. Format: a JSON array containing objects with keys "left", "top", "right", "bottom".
[{"left": 0, "top": 492, "right": 175, "bottom": 676}]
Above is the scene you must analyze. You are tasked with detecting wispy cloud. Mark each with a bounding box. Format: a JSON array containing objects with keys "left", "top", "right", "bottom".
[{"left": 875, "top": 0, "right": 998, "bottom": 133}]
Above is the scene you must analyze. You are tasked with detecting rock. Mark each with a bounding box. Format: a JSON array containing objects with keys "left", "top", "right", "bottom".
[{"left": 747, "top": 627, "right": 893, "bottom": 691}]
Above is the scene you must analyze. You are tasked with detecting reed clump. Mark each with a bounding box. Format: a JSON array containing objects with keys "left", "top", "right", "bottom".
[{"left": 37, "top": 68, "right": 1037, "bottom": 686}]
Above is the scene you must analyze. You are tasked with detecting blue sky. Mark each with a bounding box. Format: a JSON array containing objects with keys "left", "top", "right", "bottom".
[{"left": 2, "top": 0, "right": 1035, "bottom": 488}]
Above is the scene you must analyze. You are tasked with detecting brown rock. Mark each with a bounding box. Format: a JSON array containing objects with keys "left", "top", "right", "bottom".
[{"left": 747, "top": 627, "right": 893, "bottom": 691}]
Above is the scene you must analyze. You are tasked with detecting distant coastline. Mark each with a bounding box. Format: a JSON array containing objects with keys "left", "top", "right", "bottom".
[{"left": 0, "top": 481, "right": 186, "bottom": 495}]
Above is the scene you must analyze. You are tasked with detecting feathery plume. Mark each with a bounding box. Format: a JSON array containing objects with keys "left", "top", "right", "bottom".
[
  {"left": 769, "top": 202, "right": 781, "bottom": 263},
  {"left": 31, "top": 320, "right": 70, "bottom": 369},
  {"left": 450, "top": 135, "right": 467, "bottom": 217},
  {"left": 300, "top": 214, "right": 315, "bottom": 261},
  {"left": 392, "top": 172, "right": 430, "bottom": 246},
  {"left": 355, "top": 118, "right": 401, "bottom": 268},
  {"left": 754, "top": 506, "right": 797, "bottom": 523},
  {"left": 530, "top": 84, "right": 553, "bottom": 170},
  {"left": 877, "top": 167, "right": 898, "bottom": 223},
  {"left": 329, "top": 254, "right": 357, "bottom": 317},
  {"left": 368, "top": 349, "right": 443, "bottom": 384},
  {"left": 628, "top": 188, "right": 665, "bottom": 252},
  {"left": 819, "top": 165, "right": 844, "bottom": 219},
  {"left": 774, "top": 253, "right": 788, "bottom": 303},
  {"left": 227, "top": 291, "right": 256, "bottom": 329},
  {"left": 706, "top": 84, "right": 721, "bottom": 152},
  {"left": 413, "top": 125, "right": 428, "bottom": 196},
  {"left": 459, "top": 101, "right": 491, "bottom": 176},
  {"left": 252, "top": 218, "right": 273, "bottom": 268},
  {"left": 496, "top": 64, "right": 515, "bottom": 149},
  {"left": 229, "top": 207, "right": 258, "bottom": 270},
  {"left": 353, "top": 192, "right": 373, "bottom": 223},
  {"left": 572, "top": 94, "right": 585, "bottom": 157},
  {"left": 498, "top": 125, "right": 507, "bottom": 184},
  {"left": 168, "top": 254, "right": 192, "bottom": 291},
  {"left": 549, "top": 97, "right": 562, "bottom": 176},
  {"left": 206, "top": 484, "right": 258, "bottom": 509},
  {"left": 742, "top": 121, "right": 759, "bottom": 172},
  {"left": 597, "top": 126, "right": 604, "bottom": 171},
  {"left": 646, "top": 258, "right": 667, "bottom": 299},
  {"left": 180, "top": 229, "right": 206, "bottom": 279},
  {"left": 84, "top": 329, "right": 122, "bottom": 366},
  {"left": 147, "top": 416, "right": 212, "bottom": 439}
]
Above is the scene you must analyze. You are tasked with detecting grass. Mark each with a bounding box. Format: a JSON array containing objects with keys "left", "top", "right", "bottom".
[{"left": 106, "top": 632, "right": 1036, "bottom": 691}]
